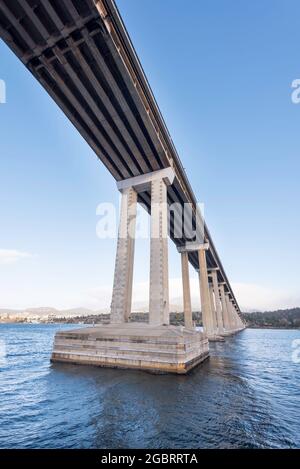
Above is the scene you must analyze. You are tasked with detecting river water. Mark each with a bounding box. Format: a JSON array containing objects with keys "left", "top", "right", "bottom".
[{"left": 0, "top": 324, "right": 299, "bottom": 448}]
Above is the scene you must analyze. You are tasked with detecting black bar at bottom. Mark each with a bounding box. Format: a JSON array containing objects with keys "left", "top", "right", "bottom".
[{"left": 0, "top": 449, "right": 297, "bottom": 465}]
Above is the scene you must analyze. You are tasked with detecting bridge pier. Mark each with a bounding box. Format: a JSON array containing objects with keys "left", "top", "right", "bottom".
[
  {"left": 178, "top": 244, "right": 224, "bottom": 341},
  {"left": 207, "top": 282, "right": 224, "bottom": 341},
  {"left": 197, "top": 246, "right": 219, "bottom": 341},
  {"left": 178, "top": 242, "right": 245, "bottom": 339},
  {"left": 218, "top": 283, "right": 233, "bottom": 336},
  {"left": 232, "top": 304, "right": 240, "bottom": 331},
  {"left": 180, "top": 251, "right": 193, "bottom": 329},
  {"left": 211, "top": 270, "right": 225, "bottom": 335},
  {"left": 110, "top": 187, "right": 137, "bottom": 324},
  {"left": 149, "top": 177, "right": 170, "bottom": 326},
  {"left": 225, "top": 293, "right": 238, "bottom": 334},
  {"left": 237, "top": 308, "right": 245, "bottom": 329},
  {"left": 52, "top": 168, "right": 209, "bottom": 374},
  {"left": 208, "top": 283, "right": 224, "bottom": 340},
  {"left": 230, "top": 303, "right": 238, "bottom": 332},
  {"left": 209, "top": 282, "right": 217, "bottom": 332},
  {"left": 232, "top": 304, "right": 245, "bottom": 331}
]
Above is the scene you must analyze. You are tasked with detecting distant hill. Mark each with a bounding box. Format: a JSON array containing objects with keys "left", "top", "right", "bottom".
[
  {"left": 0, "top": 307, "right": 108, "bottom": 319},
  {"left": 242, "top": 308, "right": 300, "bottom": 328}
]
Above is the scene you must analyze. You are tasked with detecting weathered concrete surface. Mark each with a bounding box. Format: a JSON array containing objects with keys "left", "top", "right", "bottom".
[
  {"left": 208, "top": 283, "right": 225, "bottom": 342},
  {"left": 197, "top": 248, "right": 214, "bottom": 336},
  {"left": 110, "top": 187, "right": 137, "bottom": 324},
  {"left": 180, "top": 251, "right": 193, "bottom": 329},
  {"left": 211, "top": 271, "right": 224, "bottom": 335},
  {"left": 149, "top": 178, "right": 170, "bottom": 326},
  {"left": 51, "top": 323, "right": 209, "bottom": 374},
  {"left": 225, "top": 294, "right": 238, "bottom": 333}
]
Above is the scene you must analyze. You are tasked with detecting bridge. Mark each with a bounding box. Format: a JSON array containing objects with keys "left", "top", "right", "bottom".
[{"left": 0, "top": 0, "right": 245, "bottom": 373}]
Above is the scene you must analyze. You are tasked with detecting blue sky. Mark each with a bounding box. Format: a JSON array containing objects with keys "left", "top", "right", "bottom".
[{"left": 0, "top": 0, "right": 300, "bottom": 311}]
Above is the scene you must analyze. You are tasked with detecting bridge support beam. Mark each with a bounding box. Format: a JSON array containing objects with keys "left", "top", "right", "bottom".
[
  {"left": 232, "top": 305, "right": 244, "bottom": 331},
  {"left": 237, "top": 310, "right": 245, "bottom": 329},
  {"left": 149, "top": 177, "right": 170, "bottom": 326},
  {"left": 53, "top": 167, "right": 206, "bottom": 373},
  {"left": 197, "top": 246, "right": 223, "bottom": 341},
  {"left": 111, "top": 167, "right": 176, "bottom": 325},
  {"left": 208, "top": 282, "right": 224, "bottom": 341},
  {"left": 208, "top": 283, "right": 217, "bottom": 331},
  {"left": 197, "top": 247, "right": 212, "bottom": 337},
  {"left": 111, "top": 187, "right": 137, "bottom": 323},
  {"left": 225, "top": 293, "right": 237, "bottom": 333},
  {"left": 219, "top": 284, "right": 232, "bottom": 335},
  {"left": 180, "top": 251, "right": 193, "bottom": 329},
  {"left": 211, "top": 270, "right": 224, "bottom": 334},
  {"left": 232, "top": 305, "right": 240, "bottom": 330},
  {"left": 178, "top": 243, "right": 224, "bottom": 340}
]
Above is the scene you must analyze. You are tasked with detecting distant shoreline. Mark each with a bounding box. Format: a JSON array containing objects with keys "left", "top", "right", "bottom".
[
  {"left": 1, "top": 307, "right": 300, "bottom": 330},
  {"left": 247, "top": 326, "right": 300, "bottom": 330},
  {"left": 1, "top": 321, "right": 299, "bottom": 331}
]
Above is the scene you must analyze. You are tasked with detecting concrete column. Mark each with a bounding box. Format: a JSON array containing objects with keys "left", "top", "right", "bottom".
[
  {"left": 238, "top": 313, "right": 244, "bottom": 329},
  {"left": 198, "top": 248, "right": 214, "bottom": 335},
  {"left": 209, "top": 283, "right": 217, "bottom": 332},
  {"left": 233, "top": 306, "right": 240, "bottom": 329},
  {"left": 236, "top": 313, "right": 243, "bottom": 329},
  {"left": 149, "top": 178, "right": 169, "bottom": 326},
  {"left": 233, "top": 307, "right": 243, "bottom": 330},
  {"left": 211, "top": 271, "right": 224, "bottom": 334},
  {"left": 111, "top": 187, "right": 137, "bottom": 323},
  {"left": 232, "top": 307, "right": 239, "bottom": 329},
  {"left": 220, "top": 284, "right": 231, "bottom": 331},
  {"left": 225, "top": 294, "right": 236, "bottom": 331},
  {"left": 181, "top": 251, "right": 193, "bottom": 329}
]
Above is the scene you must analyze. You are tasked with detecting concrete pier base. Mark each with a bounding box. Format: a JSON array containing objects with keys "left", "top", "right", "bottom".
[
  {"left": 51, "top": 323, "right": 209, "bottom": 375},
  {"left": 220, "top": 328, "right": 244, "bottom": 337},
  {"left": 220, "top": 331, "right": 235, "bottom": 337},
  {"left": 207, "top": 334, "right": 225, "bottom": 342}
]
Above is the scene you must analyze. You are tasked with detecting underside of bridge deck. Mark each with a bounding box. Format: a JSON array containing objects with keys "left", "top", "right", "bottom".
[{"left": 0, "top": 0, "right": 243, "bottom": 318}]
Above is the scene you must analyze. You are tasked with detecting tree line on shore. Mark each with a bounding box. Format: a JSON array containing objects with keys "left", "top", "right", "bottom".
[
  {"left": 55, "top": 308, "right": 300, "bottom": 329},
  {"left": 242, "top": 308, "right": 300, "bottom": 328}
]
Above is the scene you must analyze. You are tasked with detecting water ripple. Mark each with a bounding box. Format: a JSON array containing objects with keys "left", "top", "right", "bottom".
[{"left": 0, "top": 324, "right": 299, "bottom": 448}]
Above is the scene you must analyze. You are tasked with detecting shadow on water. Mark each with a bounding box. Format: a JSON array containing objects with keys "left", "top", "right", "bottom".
[{"left": 1, "top": 325, "right": 299, "bottom": 448}]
